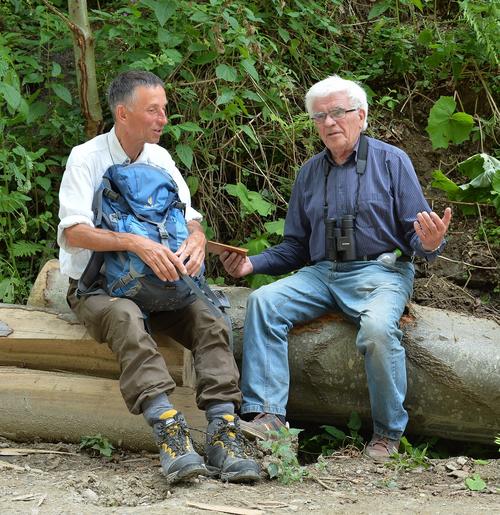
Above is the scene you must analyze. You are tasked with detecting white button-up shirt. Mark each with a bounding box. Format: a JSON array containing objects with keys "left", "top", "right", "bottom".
[{"left": 57, "top": 127, "right": 201, "bottom": 279}]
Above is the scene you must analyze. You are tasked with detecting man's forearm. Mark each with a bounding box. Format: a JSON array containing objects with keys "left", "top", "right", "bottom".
[{"left": 64, "top": 223, "right": 139, "bottom": 253}]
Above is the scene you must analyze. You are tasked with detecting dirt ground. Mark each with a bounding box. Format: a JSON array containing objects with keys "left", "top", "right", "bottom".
[{"left": 1, "top": 435, "right": 499, "bottom": 515}]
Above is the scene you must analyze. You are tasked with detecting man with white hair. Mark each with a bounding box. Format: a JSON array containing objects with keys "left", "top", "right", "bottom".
[{"left": 221, "top": 75, "right": 452, "bottom": 460}]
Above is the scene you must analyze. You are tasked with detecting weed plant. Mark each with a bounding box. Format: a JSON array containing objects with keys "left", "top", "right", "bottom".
[{"left": 1, "top": 0, "right": 498, "bottom": 302}]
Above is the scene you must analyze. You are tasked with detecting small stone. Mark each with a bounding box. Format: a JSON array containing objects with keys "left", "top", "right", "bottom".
[
  {"left": 456, "top": 456, "right": 467, "bottom": 466},
  {"left": 82, "top": 488, "right": 99, "bottom": 502}
]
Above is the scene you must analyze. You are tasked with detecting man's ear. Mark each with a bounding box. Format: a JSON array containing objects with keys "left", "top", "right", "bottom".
[{"left": 115, "top": 104, "right": 127, "bottom": 123}]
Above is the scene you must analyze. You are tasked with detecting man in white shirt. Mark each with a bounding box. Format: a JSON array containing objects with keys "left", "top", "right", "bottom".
[{"left": 58, "top": 70, "right": 260, "bottom": 484}]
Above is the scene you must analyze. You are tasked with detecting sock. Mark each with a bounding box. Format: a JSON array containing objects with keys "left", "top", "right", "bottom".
[
  {"left": 141, "top": 393, "right": 174, "bottom": 426},
  {"left": 205, "top": 401, "right": 235, "bottom": 424}
]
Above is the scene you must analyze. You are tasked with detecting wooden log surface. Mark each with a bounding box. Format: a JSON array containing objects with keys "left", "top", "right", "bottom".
[
  {"left": 0, "top": 367, "right": 205, "bottom": 450},
  {"left": 1, "top": 259, "right": 499, "bottom": 446}
]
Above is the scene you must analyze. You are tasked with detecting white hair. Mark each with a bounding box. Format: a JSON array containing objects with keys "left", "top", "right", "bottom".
[{"left": 305, "top": 75, "right": 368, "bottom": 131}]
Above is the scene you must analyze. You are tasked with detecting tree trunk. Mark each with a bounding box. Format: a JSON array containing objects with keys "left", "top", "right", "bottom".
[
  {"left": 68, "top": 0, "right": 103, "bottom": 138},
  {"left": 42, "top": 0, "right": 103, "bottom": 138},
  {"left": 2, "top": 259, "right": 499, "bottom": 446}
]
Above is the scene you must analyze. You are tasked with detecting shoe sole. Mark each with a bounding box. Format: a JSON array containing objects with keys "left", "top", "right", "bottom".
[
  {"left": 239, "top": 419, "right": 289, "bottom": 441},
  {"left": 239, "top": 420, "right": 267, "bottom": 440},
  {"left": 207, "top": 465, "right": 261, "bottom": 483},
  {"left": 165, "top": 463, "right": 209, "bottom": 484}
]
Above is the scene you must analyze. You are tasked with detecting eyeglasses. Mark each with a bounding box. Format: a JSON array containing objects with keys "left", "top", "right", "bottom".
[{"left": 310, "top": 107, "right": 358, "bottom": 123}]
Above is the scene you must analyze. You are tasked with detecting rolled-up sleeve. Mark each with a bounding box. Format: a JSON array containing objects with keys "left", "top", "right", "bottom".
[{"left": 57, "top": 162, "right": 96, "bottom": 253}]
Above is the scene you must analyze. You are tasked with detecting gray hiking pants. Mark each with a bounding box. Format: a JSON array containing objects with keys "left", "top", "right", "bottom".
[{"left": 67, "top": 279, "right": 241, "bottom": 415}]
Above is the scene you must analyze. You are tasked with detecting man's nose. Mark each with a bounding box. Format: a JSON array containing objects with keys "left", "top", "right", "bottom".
[{"left": 324, "top": 114, "right": 337, "bottom": 126}]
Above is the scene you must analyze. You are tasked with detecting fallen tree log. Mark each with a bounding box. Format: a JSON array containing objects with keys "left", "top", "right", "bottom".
[
  {"left": 1, "top": 259, "right": 499, "bottom": 446},
  {"left": 0, "top": 367, "right": 205, "bottom": 451}
]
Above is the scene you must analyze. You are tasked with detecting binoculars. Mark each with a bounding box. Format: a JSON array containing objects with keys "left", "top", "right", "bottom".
[{"left": 325, "top": 215, "right": 357, "bottom": 262}]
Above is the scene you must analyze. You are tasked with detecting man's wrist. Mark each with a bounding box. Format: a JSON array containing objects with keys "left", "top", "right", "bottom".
[{"left": 422, "top": 241, "right": 443, "bottom": 253}]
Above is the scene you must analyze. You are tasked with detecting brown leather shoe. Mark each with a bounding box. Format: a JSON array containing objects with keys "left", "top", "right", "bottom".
[
  {"left": 239, "top": 413, "right": 288, "bottom": 440},
  {"left": 364, "top": 434, "right": 400, "bottom": 461}
]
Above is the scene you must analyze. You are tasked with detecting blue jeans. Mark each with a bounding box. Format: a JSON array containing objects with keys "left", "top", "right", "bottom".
[{"left": 240, "top": 260, "right": 414, "bottom": 440}]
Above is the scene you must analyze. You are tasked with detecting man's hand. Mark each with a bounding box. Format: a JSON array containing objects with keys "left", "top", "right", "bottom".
[
  {"left": 175, "top": 220, "right": 206, "bottom": 276},
  {"left": 220, "top": 251, "right": 253, "bottom": 278},
  {"left": 414, "top": 207, "right": 452, "bottom": 252},
  {"left": 131, "top": 235, "right": 186, "bottom": 282}
]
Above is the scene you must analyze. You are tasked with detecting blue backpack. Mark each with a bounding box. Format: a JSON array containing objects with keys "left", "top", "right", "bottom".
[{"left": 78, "top": 162, "right": 225, "bottom": 318}]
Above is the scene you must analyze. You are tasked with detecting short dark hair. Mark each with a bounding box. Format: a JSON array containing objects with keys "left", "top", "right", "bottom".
[{"left": 107, "top": 70, "right": 164, "bottom": 119}]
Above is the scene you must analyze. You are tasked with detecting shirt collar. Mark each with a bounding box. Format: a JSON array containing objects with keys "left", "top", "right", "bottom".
[
  {"left": 322, "top": 137, "right": 361, "bottom": 167},
  {"left": 107, "top": 126, "right": 147, "bottom": 165}
]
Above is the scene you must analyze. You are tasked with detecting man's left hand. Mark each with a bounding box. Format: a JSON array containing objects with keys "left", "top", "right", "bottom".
[
  {"left": 414, "top": 207, "right": 452, "bottom": 252},
  {"left": 176, "top": 221, "right": 206, "bottom": 276}
]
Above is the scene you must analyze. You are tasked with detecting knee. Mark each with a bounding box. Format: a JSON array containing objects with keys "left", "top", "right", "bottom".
[
  {"left": 357, "top": 317, "right": 400, "bottom": 355},
  {"left": 101, "top": 299, "right": 145, "bottom": 339},
  {"left": 247, "top": 286, "right": 275, "bottom": 315}
]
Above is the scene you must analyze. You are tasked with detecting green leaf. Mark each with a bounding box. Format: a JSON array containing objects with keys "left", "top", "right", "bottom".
[
  {"left": 240, "top": 58, "right": 259, "bottom": 82},
  {"left": 157, "top": 28, "right": 184, "bottom": 47},
  {"left": 225, "top": 183, "right": 274, "bottom": 217},
  {"left": 35, "top": 176, "right": 51, "bottom": 191},
  {"left": 264, "top": 218, "right": 285, "bottom": 236},
  {"left": 457, "top": 153, "right": 500, "bottom": 181},
  {"left": 11, "top": 240, "right": 44, "bottom": 257},
  {"left": 216, "top": 89, "right": 236, "bottom": 106},
  {"left": 177, "top": 121, "right": 203, "bottom": 133},
  {"left": 418, "top": 28, "right": 433, "bottom": 46},
  {"left": 368, "top": 0, "right": 391, "bottom": 20},
  {"left": 465, "top": 474, "right": 486, "bottom": 492},
  {"left": 278, "top": 28, "right": 290, "bottom": 42},
  {"left": 267, "top": 462, "right": 279, "bottom": 479},
  {"left": 239, "top": 125, "right": 258, "bottom": 143},
  {"left": 140, "top": 0, "right": 176, "bottom": 26},
  {"left": 191, "top": 52, "right": 218, "bottom": 65},
  {"left": 409, "top": 0, "right": 423, "bottom": 12},
  {"left": 190, "top": 11, "right": 211, "bottom": 23},
  {"left": 431, "top": 170, "right": 460, "bottom": 196},
  {"left": 426, "top": 96, "right": 474, "bottom": 149},
  {"left": 347, "top": 412, "right": 362, "bottom": 432},
  {"left": 186, "top": 175, "right": 199, "bottom": 196},
  {"left": 0, "top": 82, "right": 21, "bottom": 110},
  {"left": 215, "top": 64, "right": 239, "bottom": 82},
  {"left": 51, "top": 62, "right": 62, "bottom": 77},
  {"left": 322, "top": 425, "right": 346, "bottom": 441},
  {"left": 51, "top": 83, "right": 72, "bottom": 105},
  {"left": 175, "top": 144, "right": 193, "bottom": 170}
]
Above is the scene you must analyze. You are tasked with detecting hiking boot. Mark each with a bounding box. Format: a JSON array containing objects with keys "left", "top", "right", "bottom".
[
  {"left": 364, "top": 434, "right": 400, "bottom": 461},
  {"left": 205, "top": 414, "right": 261, "bottom": 483},
  {"left": 239, "top": 413, "right": 288, "bottom": 440},
  {"left": 153, "top": 409, "right": 209, "bottom": 483}
]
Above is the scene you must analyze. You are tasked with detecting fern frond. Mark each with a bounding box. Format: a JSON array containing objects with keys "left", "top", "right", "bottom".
[
  {"left": 459, "top": 0, "right": 500, "bottom": 67},
  {"left": 10, "top": 240, "right": 45, "bottom": 257},
  {"left": 0, "top": 188, "right": 31, "bottom": 213}
]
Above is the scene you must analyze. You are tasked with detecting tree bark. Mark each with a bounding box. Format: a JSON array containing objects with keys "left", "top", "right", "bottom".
[
  {"left": 3, "top": 259, "right": 500, "bottom": 446},
  {"left": 42, "top": 0, "right": 103, "bottom": 138}
]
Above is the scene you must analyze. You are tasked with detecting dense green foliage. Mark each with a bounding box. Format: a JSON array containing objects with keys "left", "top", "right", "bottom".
[{"left": 0, "top": 0, "right": 498, "bottom": 302}]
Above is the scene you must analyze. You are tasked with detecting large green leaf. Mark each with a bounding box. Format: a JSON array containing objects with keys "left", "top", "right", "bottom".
[
  {"left": 140, "top": 0, "right": 176, "bottom": 27},
  {"left": 51, "top": 83, "right": 72, "bottom": 105},
  {"left": 0, "top": 82, "right": 21, "bottom": 110},
  {"left": 175, "top": 143, "right": 193, "bottom": 170},
  {"left": 215, "top": 64, "right": 239, "bottom": 82},
  {"left": 225, "top": 183, "right": 275, "bottom": 217},
  {"left": 431, "top": 170, "right": 460, "bottom": 196},
  {"left": 240, "top": 58, "right": 259, "bottom": 82},
  {"left": 457, "top": 153, "right": 500, "bottom": 182},
  {"left": 426, "top": 96, "right": 474, "bottom": 149},
  {"left": 264, "top": 218, "right": 285, "bottom": 236}
]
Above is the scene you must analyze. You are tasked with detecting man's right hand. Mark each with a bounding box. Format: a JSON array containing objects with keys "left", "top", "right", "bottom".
[
  {"left": 64, "top": 224, "right": 186, "bottom": 282},
  {"left": 220, "top": 251, "right": 253, "bottom": 278},
  {"left": 131, "top": 235, "right": 186, "bottom": 282}
]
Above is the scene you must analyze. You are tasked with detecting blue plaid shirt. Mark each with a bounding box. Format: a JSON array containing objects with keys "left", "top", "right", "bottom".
[{"left": 251, "top": 136, "right": 442, "bottom": 275}]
